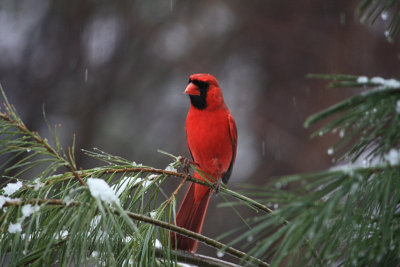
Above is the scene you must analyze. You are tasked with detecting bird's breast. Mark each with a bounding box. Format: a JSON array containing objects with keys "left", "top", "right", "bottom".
[{"left": 185, "top": 109, "right": 233, "bottom": 180}]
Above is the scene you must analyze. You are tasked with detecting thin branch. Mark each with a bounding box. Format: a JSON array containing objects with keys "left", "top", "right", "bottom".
[
  {"left": 0, "top": 110, "right": 86, "bottom": 186},
  {"left": 3, "top": 198, "right": 80, "bottom": 207},
  {"left": 117, "top": 210, "right": 269, "bottom": 266},
  {"left": 165, "top": 175, "right": 188, "bottom": 207},
  {"left": 104, "top": 167, "right": 273, "bottom": 214}
]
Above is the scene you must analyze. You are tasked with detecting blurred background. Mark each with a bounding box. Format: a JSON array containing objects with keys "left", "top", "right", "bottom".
[{"left": 1, "top": 0, "right": 399, "bottom": 257}]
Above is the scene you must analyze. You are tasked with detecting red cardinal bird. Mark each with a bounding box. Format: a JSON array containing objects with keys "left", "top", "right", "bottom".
[{"left": 171, "top": 73, "right": 237, "bottom": 252}]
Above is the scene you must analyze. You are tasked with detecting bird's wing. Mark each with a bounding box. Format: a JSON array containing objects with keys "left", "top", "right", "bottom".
[{"left": 222, "top": 113, "right": 237, "bottom": 184}]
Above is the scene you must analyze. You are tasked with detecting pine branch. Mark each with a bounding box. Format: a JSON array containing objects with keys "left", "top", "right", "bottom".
[
  {"left": 2, "top": 197, "right": 269, "bottom": 267},
  {"left": 220, "top": 74, "right": 400, "bottom": 266},
  {"left": 101, "top": 166, "right": 323, "bottom": 264},
  {"left": 305, "top": 74, "right": 400, "bottom": 163},
  {"left": 356, "top": 0, "right": 400, "bottom": 41},
  {"left": 102, "top": 167, "right": 274, "bottom": 214},
  {"left": 0, "top": 85, "right": 85, "bottom": 186}
]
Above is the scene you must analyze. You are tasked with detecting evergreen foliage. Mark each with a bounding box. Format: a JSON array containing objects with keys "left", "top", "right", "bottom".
[
  {"left": 225, "top": 75, "right": 400, "bottom": 266},
  {"left": 357, "top": 0, "right": 400, "bottom": 41}
]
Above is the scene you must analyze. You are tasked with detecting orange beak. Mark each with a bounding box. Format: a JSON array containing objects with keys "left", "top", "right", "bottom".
[{"left": 184, "top": 83, "right": 201, "bottom": 96}]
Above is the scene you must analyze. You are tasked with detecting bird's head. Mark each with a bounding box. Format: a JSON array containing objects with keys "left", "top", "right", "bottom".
[{"left": 185, "top": 73, "right": 225, "bottom": 110}]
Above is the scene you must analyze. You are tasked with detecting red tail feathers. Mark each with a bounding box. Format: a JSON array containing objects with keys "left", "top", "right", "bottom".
[{"left": 170, "top": 182, "right": 211, "bottom": 252}]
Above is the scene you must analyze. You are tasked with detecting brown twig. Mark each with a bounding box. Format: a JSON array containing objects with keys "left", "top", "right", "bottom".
[
  {"left": 165, "top": 175, "right": 188, "bottom": 207},
  {"left": 3, "top": 198, "right": 80, "bottom": 207}
]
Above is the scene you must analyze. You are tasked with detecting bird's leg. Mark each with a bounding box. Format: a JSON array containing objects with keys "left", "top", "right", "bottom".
[
  {"left": 178, "top": 156, "right": 198, "bottom": 174},
  {"left": 212, "top": 180, "right": 222, "bottom": 195},
  {"left": 182, "top": 157, "right": 191, "bottom": 174}
]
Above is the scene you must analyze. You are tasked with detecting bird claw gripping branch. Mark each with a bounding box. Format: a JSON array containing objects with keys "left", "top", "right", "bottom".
[
  {"left": 178, "top": 155, "right": 198, "bottom": 175},
  {"left": 212, "top": 180, "right": 222, "bottom": 195}
]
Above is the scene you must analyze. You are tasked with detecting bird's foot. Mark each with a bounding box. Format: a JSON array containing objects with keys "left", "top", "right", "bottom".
[
  {"left": 177, "top": 156, "right": 198, "bottom": 174},
  {"left": 212, "top": 180, "right": 222, "bottom": 195}
]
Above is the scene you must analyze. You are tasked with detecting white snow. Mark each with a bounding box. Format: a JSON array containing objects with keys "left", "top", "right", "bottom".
[
  {"left": 57, "top": 230, "right": 69, "bottom": 239},
  {"left": 0, "top": 196, "right": 21, "bottom": 209},
  {"left": 122, "top": 258, "right": 135, "bottom": 266},
  {"left": 87, "top": 178, "right": 119, "bottom": 204},
  {"left": 370, "top": 77, "right": 385, "bottom": 84},
  {"left": 124, "top": 236, "right": 132, "bottom": 243},
  {"left": 155, "top": 239, "right": 162, "bottom": 248},
  {"left": 384, "top": 149, "right": 400, "bottom": 166},
  {"left": 396, "top": 100, "right": 400, "bottom": 114},
  {"left": 142, "top": 180, "right": 153, "bottom": 188},
  {"left": 0, "top": 196, "right": 10, "bottom": 208},
  {"left": 384, "top": 79, "right": 400, "bottom": 88},
  {"left": 0, "top": 196, "right": 11, "bottom": 208},
  {"left": 112, "top": 176, "right": 153, "bottom": 196},
  {"left": 370, "top": 76, "right": 400, "bottom": 89},
  {"left": 165, "top": 164, "right": 177, "bottom": 172},
  {"left": 22, "top": 204, "right": 33, "bottom": 217},
  {"left": 21, "top": 204, "right": 39, "bottom": 218},
  {"left": 357, "top": 76, "right": 368, "bottom": 84},
  {"left": 148, "top": 174, "right": 159, "bottom": 180},
  {"left": 330, "top": 164, "right": 357, "bottom": 175},
  {"left": 327, "top": 148, "right": 334, "bottom": 155},
  {"left": 339, "top": 129, "right": 345, "bottom": 138},
  {"left": 90, "top": 215, "right": 101, "bottom": 229},
  {"left": 8, "top": 222, "right": 22, "bottom": 233},
  {"left": 33, "top": 178, "right": 44, "bottom": 191},
  {"left": 112, "top": 176, "right": 136, "bottom": 197},
  {"left": 381, "top": 11, "right": 388, "bottom": 21},
  {"left": 2, "top": 181, "right": 23, "bottom": 196}
]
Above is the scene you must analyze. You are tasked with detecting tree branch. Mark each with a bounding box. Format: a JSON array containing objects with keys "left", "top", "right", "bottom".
[
  {"left": 0, "top": 110, "right": 86, "bottom": 186},
  {"left": 4, "top": 198, "right": 269, "bottom": 267},
  {"left": 102, "top": 167, "right": 324, "bottom": 264},
  {"left": 103, "top": 167, "right": 273, "bottom": 214}
]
